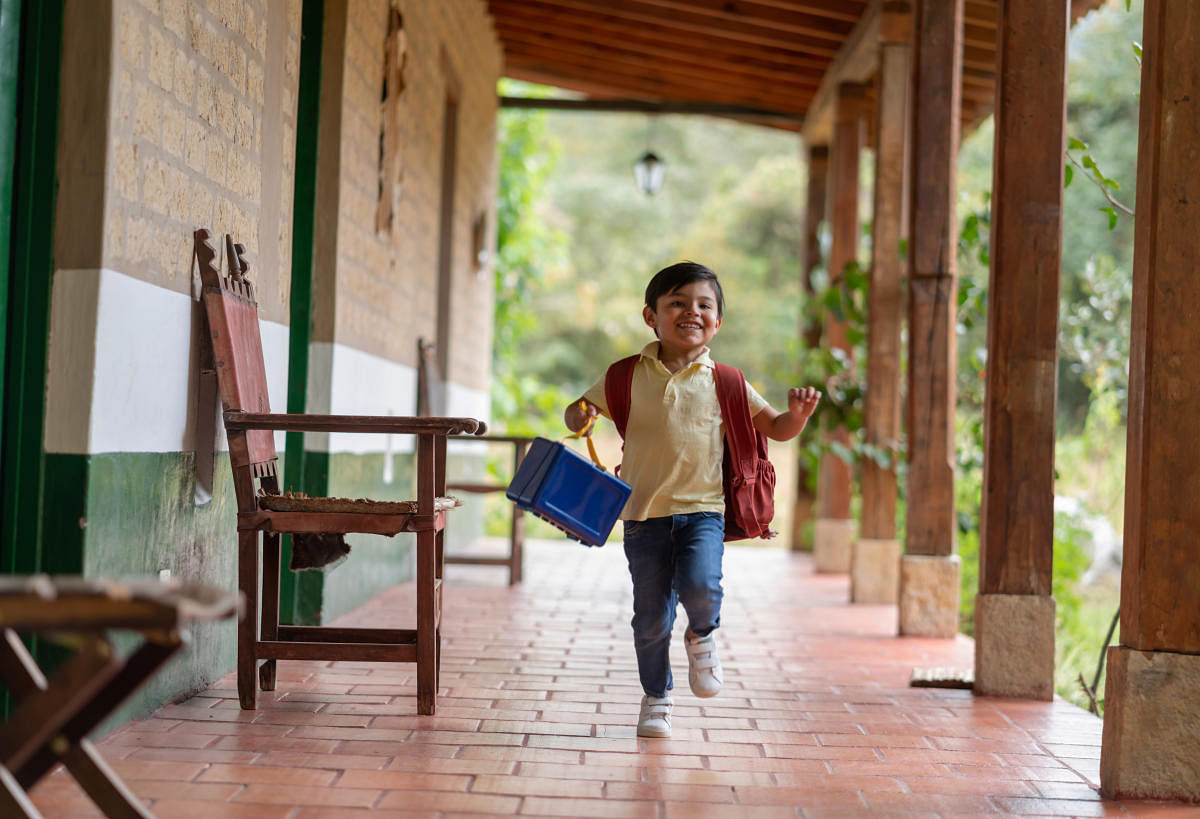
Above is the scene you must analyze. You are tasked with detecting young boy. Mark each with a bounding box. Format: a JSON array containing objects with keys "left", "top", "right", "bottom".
[{"left": 564, "top": 261, "right": 820, "bottom": 738}]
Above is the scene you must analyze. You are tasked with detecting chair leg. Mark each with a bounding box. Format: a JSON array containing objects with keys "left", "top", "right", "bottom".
[
  {"left": 510, "top": 507, "right": 526, "bottom": 586},
  {"left": 416, "top": 529, "right": 436, "bottom": 716},
  {"left": 0, "top": 767, "right": 40, "bottom": 819},
  {"left": 238, "top": 530, "right": 259, "bottom": 710},
  {"left": 62, "top": 740, "right": 154, "bottom": 819},
  {"left": 259, "top": 532, "right": 281, "bottom": 691}
]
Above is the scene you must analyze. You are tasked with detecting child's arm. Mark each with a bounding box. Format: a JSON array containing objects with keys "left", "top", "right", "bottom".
[
  {"left": 752, "top": 386, "right": 821, "bottom": 441},
  {"left": 564, "top": 398, "right": 601, "bottom": 435}
]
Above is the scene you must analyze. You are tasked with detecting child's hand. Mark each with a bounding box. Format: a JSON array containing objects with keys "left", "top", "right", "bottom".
[
  {"left": 787, "top": 386, "right": 821, "bottom": 423},
  {"left": 564, "top": 399, "right": 600, "bottom": 436}
]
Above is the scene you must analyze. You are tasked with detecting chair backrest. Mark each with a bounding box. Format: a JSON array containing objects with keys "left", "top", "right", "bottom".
[
  {"left": 194, "top": 229, "right": 278, "bottom": 489},
  {"left": 416, "top": 337, "right": 446, "bottom": 417}
]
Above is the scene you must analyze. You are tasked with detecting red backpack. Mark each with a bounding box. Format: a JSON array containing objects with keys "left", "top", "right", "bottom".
[{"left": 604, "top": 355, "right": 776, "bottom": 541}]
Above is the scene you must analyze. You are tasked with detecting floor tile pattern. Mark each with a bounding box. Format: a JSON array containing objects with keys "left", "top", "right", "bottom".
[{"left": 29, "top": 539, "right": 1200, "bottom": 817}]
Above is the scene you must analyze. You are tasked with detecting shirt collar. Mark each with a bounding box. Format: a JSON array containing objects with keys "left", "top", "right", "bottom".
[{"left": 639, "top": 341, "right": 714, "bottom": 371}]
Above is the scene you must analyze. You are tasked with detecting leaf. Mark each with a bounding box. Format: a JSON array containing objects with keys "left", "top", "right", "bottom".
[
  {"left": 1064, "top": 165, "right": 1073, "bottom": 188},
  {"left": 1132, "top": 41, "right": 1142, "bottom": 61},
  {"left": 1068, "top": 137, "right": 1088, "bottom": 151},
  {"left": 1101, "top": 206, "right": 1118, "bottom": 231},
  {"left": 829, "top": 440, "right": 855, "bottom": 465}
]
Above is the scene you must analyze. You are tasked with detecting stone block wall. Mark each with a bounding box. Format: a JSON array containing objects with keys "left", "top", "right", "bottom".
[
  {"left": 106, "top": 0, "right": 300, "bottom": 321},
  {"left": 36, "top": 0, "right": 503, "bottom": 716}
]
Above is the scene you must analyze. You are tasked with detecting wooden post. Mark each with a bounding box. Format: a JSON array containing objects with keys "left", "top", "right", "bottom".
[
  {"left": 973, "top": 0, "right": 1068, "bottom": 700},
  {"left": 813, "top": 83, "right": 866, "bottom": 573},
  {"left": 852, "top": 2, "right": 911, "bottom": 604},
  {"left": 899, "top": 0, "right": 962, "bottom": 636},
  {"left": 793, "top": 146, "right": 828, "bottom": 552},
  {"left": 1101, "top": 0, "right": 1200, "bottom": 800}
]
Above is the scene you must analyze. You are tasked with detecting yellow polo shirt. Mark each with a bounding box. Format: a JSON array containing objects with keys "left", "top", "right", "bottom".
[{"left": 583, "top": 342, "right": 768, "bottom": 521}]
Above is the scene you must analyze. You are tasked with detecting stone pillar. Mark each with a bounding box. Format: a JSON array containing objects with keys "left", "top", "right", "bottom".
[
  {"left": 899, "top": 0, "right": 962, "bottom": 637},
  {"left": 793, "top": 146, "right": 828, "bottom": 553},
  {"left": 1100, "top": 0, "right": 1200, "bottom": 801},
  {"left": 853, "top": 2, "right": 910, "bottom": 605},
  {"left": 814, "top": 83, "right": 865, "bottom": 574},
  {"left": 973, "top": 0, "right": 1068, "bottom": 700}
]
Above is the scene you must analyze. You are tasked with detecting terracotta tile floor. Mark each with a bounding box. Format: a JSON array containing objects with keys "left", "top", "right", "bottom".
[{"left": 29, "top": 539, "right": 1200, "bottom": 817}]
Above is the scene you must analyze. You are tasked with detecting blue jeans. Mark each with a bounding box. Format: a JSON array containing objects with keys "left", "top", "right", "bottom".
[{"left": 623, "top": 512, "right": 725, "bottom": 697}]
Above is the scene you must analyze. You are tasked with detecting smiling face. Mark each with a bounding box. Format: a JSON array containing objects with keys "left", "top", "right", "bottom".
[{"left": 643, "top": 280, "right": 723, "bottom": 354}]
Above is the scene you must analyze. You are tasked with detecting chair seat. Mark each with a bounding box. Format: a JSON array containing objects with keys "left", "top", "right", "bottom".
[{"left": 256, "top": 492, "right": 462, "bottom": 514}]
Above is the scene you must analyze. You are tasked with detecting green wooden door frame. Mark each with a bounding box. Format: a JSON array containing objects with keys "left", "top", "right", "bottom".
[
  {"left": 282, "top": 0, "right": 326, "bottom": 624},
  {"left": 0, "top": 0, "right": 22, "bottom": 465},
  {"left": 0, "top": 0, "right": 64, "bottom": 577}
]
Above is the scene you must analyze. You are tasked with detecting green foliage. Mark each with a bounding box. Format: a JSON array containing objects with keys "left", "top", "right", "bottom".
[
  {"left": 503, "top": 110, "right": 806, "bottom": 406},
  {"left": 491, "top": 80, "right": 573, "bottom": 436}
]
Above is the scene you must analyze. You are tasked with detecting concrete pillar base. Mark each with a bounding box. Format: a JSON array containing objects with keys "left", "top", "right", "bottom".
[
  {"left": 898, "top": 554, "right": 960, "bottom": 637},
  {"left": 813, "top": 518, "right": 855, "bottom": 573},
  {"left": 850, "top": 538, "right": 900, "bottom": 603},
  {"left": 1100, "top": 646, "right": 1200, "bottom": 801},
  {"left": 973, "top": 593, "right": 1055, "bottom": 700}
]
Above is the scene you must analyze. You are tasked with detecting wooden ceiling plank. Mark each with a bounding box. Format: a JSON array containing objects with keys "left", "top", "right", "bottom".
[
  {"left": 494, "top": 0, "right": 842, "bottom": 58},
  {"left": 490, "top": 9, "right": 831, "bottom": 76},
  {"left": 494, "top": 24, "right": 826, "bottom": 90},
  {"left": 720, "top": 0, "right": 867, "bottom": 24},
  {"left": 504, "top": 54, "right": 813, "bottom": 111},
  {"left": 599, "top": 0, "right": 857, "bottom": 42}
]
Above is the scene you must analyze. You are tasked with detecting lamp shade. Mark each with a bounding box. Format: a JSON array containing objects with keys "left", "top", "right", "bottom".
[{"left": 633, "top": 150, "right": 664, "bottom": 195}]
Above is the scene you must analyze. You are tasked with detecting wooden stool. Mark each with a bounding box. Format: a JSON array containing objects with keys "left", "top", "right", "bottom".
[{"left": 0, "top": 576, "right": 240, "bottom": 818}]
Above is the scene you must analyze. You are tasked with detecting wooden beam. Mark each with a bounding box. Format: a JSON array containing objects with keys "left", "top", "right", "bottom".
[
  {"left": 499, "top": 96, "right": 803, "bottom": 123},
  {"left": 1119, "top": 0, "right": 1200, "bottom": 654},
  {"left": 905, "top": 0, "right": 962, "bottom": 558},
  {"left": 818, "top": 83, "right": 867, "bottom": 524},
  {"left": 979, "top": 0, "right": 1068, "bottom": 595},
  {"left": 861, "top": 4, "right": 911, "bottom": 542},
  {"left": 801, "top": 0, "right": 884, "bottom": 147},
  {"left": 793, "top": 145, "right": 829, "bottom": 551}
]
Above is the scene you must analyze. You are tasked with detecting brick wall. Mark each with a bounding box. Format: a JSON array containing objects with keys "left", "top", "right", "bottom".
[
  {"left": 102, "top": 0, "right": 301, "bottom": 324},
  {"left": 318, "top": 0, "right": 501, "bottom": 392}
]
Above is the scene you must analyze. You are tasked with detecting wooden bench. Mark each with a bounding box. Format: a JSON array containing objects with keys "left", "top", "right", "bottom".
[
  {"left": 417, "top": 338, "right": 532, "bottom": 585},
  {"left": 196, "top": 229, "right": 484, "bottom": 715},
  {"left": 0, "top": 575, "right": 239, "bottom": 818}
]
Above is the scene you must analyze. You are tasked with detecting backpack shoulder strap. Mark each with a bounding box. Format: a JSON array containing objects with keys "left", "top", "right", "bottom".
[
  {"left": 604, "top": 354, "right": 640, "bottom": 439},
  {"left": 713, "top": 362, "right": 756, "bottom": 470}
]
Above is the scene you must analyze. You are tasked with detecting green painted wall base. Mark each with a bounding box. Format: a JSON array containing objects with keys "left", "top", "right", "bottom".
[{"left": 40, "top": 447, "right": 484, "bottom": 732}]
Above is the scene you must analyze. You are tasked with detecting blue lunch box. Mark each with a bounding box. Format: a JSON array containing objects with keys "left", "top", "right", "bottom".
[{"left": 506, "top": 437, "right": 632, "bottom": 547}]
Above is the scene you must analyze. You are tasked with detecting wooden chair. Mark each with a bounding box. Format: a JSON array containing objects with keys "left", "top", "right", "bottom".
[
  {"left": 195, "top": 229, "right": 484, "bottom": 715},
  {"left": 417, "top": 339, "right": 532, "bottom": 584},
  {"left": 0, "top": 575, "right": 239, "bottom": 818}
]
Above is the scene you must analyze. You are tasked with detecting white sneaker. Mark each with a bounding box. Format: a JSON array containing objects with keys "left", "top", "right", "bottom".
[
  {"left": 637, "top": 694, "right": 673, "bottom": 738},
  {"left": 685, "top": 631, "right": 723, "bottom": 698}
]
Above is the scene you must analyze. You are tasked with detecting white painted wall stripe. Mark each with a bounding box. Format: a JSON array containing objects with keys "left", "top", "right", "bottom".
[{"left": 44, "top": 267, "right": 490, "bottom": 456}]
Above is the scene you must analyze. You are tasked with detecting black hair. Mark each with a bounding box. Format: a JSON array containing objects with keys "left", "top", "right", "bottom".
[{"left": 644, "top": 261, "right": 724, "bottom": 318}]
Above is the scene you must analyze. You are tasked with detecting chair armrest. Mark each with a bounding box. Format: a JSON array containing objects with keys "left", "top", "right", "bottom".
[
  {"left": 224, "top": 411, "right": 486, "bottom": 436},
  {"left": 449, "top": 434, "right": 536, "bottom": 444}
]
